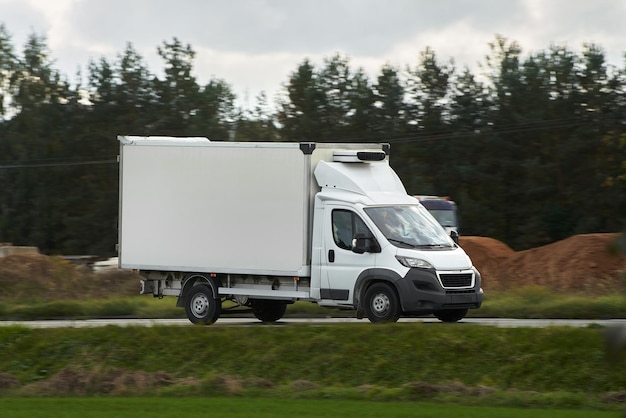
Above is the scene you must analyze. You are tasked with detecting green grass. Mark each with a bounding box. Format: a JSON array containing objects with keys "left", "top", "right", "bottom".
[
  {"left": 0, "top": 297, "right": 182, "bottom": 320},
  {"left": 1, "top": 288, "right": 625, "bottom": 320},
  {"left": 0, "top": 397, "right": 622, "bottom": 418},
  {"left": 472, "top": 286, "right": 626, "bottom": 319},
  {"left": 0, "top": 323, "right": 625, "bottom": 411}
]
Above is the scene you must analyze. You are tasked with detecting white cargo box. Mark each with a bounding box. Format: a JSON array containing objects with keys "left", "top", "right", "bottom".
[{"left": 118, "top": 137, "right": 316, "bottom": 276}]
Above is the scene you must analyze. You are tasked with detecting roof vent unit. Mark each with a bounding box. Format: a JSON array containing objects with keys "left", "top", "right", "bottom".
[{"left": 333, "top": 150, "right": 386, "bottom": 163}]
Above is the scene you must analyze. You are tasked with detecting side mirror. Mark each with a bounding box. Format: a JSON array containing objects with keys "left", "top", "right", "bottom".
[
  {"left": 352, "top": 233, "right": 381, "bottom": 254},
  {"left": 450, "top": 230, "right": 459, "bottom": 245}
]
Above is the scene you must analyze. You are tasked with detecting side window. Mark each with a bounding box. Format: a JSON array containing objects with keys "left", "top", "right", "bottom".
[{"left": 332, "top": 210, "right": 371, "bottom": 250}]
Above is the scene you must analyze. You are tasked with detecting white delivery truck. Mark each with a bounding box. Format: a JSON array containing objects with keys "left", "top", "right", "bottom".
[{"left": 117, "top": 136, "right": 482, "bottom": 324}]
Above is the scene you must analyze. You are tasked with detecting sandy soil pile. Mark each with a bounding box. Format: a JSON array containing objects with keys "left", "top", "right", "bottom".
[
  {"left": 0, "top": 254, "right": 137, "bottom": 301},
  {"left": 460, "top": 233, "right": 626, "bottom": 295}
]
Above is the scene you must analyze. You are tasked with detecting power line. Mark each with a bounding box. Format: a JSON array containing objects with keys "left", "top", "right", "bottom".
[
  {"left": 0, "top": 159, "right": 118, "bottom": 169},
  {"left": 0, "top": 115, "right": 621, "bottom": 168},
  {"left": 369, "top": 115, "right": 617, "bottom": 144}
]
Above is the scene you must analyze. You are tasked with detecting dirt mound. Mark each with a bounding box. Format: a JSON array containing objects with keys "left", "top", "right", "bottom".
[
  {"left": 0, "top": 253, "right": 53, "bottom": 280},
  {"left": 457, "top": 236, "right": 515, "bottom": 281},
  {"left": 461, "top": 233, "right": 626, "bottom": 295},
  {"left": 0, "top": 254, "right": 138, "bottom": 301},
  {"left": 20, "top": 368, "right": 173, "bottom": 396}
]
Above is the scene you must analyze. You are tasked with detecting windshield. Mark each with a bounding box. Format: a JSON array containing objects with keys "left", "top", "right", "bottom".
[
  {"left": 364, "top": 205, "right": 453, "bottom": 249},
  {"left": 427, "top": 209, "right": 458, "bottom": 228}
]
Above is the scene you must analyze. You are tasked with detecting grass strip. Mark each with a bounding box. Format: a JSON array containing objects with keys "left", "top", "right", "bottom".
[
  {"left": 0, "top": 397, "right": 622, "bottom": 418},
  {"left": 0, "top": 324, "right": 624, "bottom": 394},
  {"left": 1, "top": 289, "right": 626, "bottom": 320}
]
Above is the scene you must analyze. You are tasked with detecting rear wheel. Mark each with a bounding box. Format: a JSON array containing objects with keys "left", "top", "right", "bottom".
[
  {"left": 184, "top": 284, "right": 222, "bottom": 325},
  {"left": 434, "top": 308, "right": 468, "bottom": 323},
  {"left": 251, "top": 300, "right": 287, "bottom": 322},
  {"left": 363, "top": 282, "right": 400, "bottom": 323}
]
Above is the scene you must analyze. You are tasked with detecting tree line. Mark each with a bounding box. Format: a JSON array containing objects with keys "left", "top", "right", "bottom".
[{"left": 0, "top": 24, "right": 624, "bottom": 257}]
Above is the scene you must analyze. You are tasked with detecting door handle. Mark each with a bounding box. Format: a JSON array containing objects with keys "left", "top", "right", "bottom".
[{"left": 328, "top": 249, "right": 335, "bottom": 263}]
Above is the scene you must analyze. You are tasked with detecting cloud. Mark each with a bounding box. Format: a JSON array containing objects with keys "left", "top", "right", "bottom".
[
  {"left": 0, "top": 0, "right": 49, "bottom": 45},
  {"left": 193, "top": 46, "right": 306, "bottom": 102},
  {"left": 1, "top": 0, "right": 624, "bottom": 107}
]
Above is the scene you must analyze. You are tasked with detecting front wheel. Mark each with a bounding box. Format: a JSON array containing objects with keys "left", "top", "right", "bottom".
[
  {"left": 251, "top": 300, "right": 287, "bottom": 322},
  {"left": 184, "top": 284, "right": 222, "bottom": 325},
  {"left": 363, "top": 282, "right": 400, "bottom": 323},
  {"left": 434, "top": 308, "right": 468, "bottom": 323}
]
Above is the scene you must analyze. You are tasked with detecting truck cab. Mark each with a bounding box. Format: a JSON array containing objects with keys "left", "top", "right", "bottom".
[{"left": 312, "top": 155, "right": 481, "bottom": 323}]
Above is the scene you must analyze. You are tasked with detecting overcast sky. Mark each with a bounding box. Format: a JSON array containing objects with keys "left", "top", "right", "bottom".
[{"left": 1, "top": 0, "right": 625, "bottom": 108}]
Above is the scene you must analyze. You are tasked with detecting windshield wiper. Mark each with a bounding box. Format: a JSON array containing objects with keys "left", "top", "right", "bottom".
[
  {"left": 414, "top": 243, "right": 453, "bottom": 249},
  {"left": 386, "top": 238, "right": 417, "bottom": 248}
]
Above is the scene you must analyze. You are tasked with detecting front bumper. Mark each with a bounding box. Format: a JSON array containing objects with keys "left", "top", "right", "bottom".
[{"left": 395, "top": 267, "right": 483, "bottom": 315}]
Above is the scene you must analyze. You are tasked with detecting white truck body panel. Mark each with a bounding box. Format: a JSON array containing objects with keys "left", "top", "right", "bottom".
[
  {"left": 119, "top": 138, "right": 311, "bottom": 275},
  {"left": 118, "top": 137, "right": 385, "bottom": 276}
]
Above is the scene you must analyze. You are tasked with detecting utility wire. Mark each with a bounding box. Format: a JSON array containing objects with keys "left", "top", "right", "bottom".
[
  {"left": 0, "top": 159, "right": 118, "bottom": 169},
  {"left": 359, "top": 115, "right": 617, "bottom": 144},
  {"left": 386, "top": 118, "right": 590, "bottom": 144},
  {"left": 0, "top": 115, "right": 620, "bottom": 168}
]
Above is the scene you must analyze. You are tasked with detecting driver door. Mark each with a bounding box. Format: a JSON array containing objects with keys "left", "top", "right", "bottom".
[{"left": 320, "top": 206, "right": 378, "bottom": 305}]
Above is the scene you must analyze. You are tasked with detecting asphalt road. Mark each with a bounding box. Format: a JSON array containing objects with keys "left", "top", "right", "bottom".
[{"left": 2, "top": 317, "right": 626, "bottom": 328}]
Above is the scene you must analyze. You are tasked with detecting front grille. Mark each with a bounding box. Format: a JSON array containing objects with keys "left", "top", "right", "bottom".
[
  {"left": 442, "top": 303, "right": 479, "bottom": 308},
  {"left": 438, "top": 273, "right": 473, "bottom": 289}
]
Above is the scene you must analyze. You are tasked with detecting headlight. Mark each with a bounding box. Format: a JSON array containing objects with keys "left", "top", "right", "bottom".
[{"left": 395, "top": 256, "right": 433, "bottom": 269}]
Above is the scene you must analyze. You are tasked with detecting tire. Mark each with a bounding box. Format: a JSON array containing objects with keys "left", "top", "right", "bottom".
[
  {"left": 184, "top": 284, "right": 222, "bottom": 325},
  {"left": 251, "top": 300, "right": 287, "bottom": 322},
  {"left": 363, "top": 282, "right": 400, "bottom": 323},
  {"left": 434, "top": 308, "right": 468, "bottom": 323}
]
